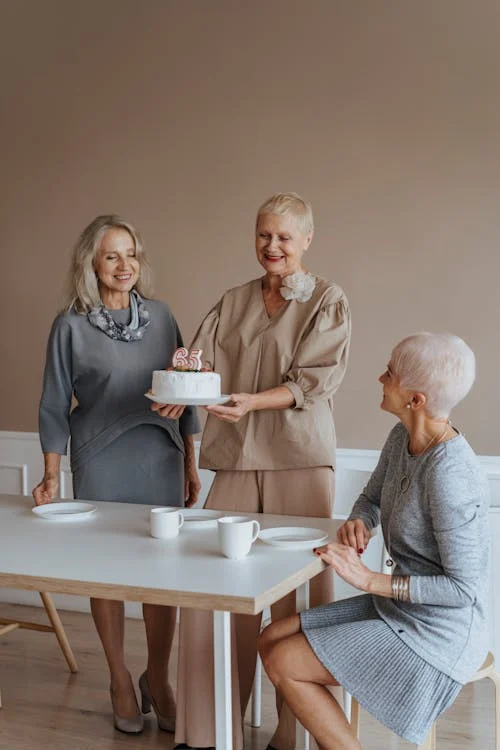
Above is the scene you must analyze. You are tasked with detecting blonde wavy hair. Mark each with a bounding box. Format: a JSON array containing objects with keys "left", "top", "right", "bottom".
[
  {"left": 63, "top": 215, "right": 154, "bottom": 313},
  {"left": 256, "top": 192, "right": 314, "bottom": 235}
]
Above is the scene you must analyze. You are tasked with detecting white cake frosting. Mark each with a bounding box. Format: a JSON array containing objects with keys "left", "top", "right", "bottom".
[{"left": 152, "top": 370, "right": 221, "bottom": 401}]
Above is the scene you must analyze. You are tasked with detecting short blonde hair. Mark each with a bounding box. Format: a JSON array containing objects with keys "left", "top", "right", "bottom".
[
  {"left": 391, "top": 332, "right": 476, "bottom": 418},
  {"left": 64, "top": 215, "right": 154, "bottom": 313},
  {"left": 256, "top": 192, "right": 314, "bottom": 235}
]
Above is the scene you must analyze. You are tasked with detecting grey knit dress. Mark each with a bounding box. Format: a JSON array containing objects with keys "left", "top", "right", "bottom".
[
  {"left": 301, "top": 595, "right": 461, "bottom": 744},
  {"left": 301, "top": 423, "right": 489, "bottom": 744},
  {"left": 39, "top": 302, "right": 200, "bottom": 506}
]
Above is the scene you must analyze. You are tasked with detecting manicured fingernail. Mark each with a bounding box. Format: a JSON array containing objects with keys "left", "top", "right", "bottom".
[{"left": 358, "top": 548, "right": 364, "bottom": 554}]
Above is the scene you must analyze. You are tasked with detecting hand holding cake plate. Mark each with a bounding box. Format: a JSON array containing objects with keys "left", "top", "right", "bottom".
[
  {"left": 146, "top": 347, "right": 230, "bottom": 407},
  {"left": 204, "top": 392, "right": 253, "bottom": 423}
]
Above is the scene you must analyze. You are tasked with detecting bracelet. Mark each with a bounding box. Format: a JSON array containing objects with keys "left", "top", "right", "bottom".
[{"left": 391, "top": 574, "right": 411, "bottom": 602}]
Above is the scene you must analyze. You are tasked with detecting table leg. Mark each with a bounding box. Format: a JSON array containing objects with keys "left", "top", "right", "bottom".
[
  {"left": 213, "top": 610, "right": 233, "bottom": 750},
  {"left": 296, "top": 582, "right": 310, "bottom": 750},
  {"left": 296, "top": 580, "right": 310, "bottom": 614}
]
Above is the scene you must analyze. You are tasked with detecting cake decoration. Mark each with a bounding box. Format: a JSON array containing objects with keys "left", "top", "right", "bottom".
[
  {"left": 171, "top": 347, "right": 203, "bottom": 371},
  {"left": 150, "top": 348, "right": 221, "bottom": 401}
]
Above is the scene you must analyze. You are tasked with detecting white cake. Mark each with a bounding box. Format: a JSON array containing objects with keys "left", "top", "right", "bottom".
[{"left": 152, "top": 370, "right": 221, "bottom": 401}]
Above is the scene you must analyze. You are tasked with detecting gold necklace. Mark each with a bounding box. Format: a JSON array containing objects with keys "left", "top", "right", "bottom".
[
  {"left": 385, "top": 422, "right": 453, "bottom": 568},
  {"left": 400, "top": 422, "right": 451, "bottom": 493}
]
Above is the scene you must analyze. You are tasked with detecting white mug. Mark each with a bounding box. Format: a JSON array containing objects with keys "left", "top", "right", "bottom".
[
  {"left": 150, "top": 507, "right": 184, "bottom": 539},
  {"left": 217, "top": 516, "right": 260, "bottom": 559}
]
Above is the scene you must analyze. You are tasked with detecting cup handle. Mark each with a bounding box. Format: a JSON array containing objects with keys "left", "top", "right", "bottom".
[
  {"left": 178, "top": 513, "right": 185, "bottom": 530},
  {"left": 251, "top": 520, "right": 260, "bottom": 543}
]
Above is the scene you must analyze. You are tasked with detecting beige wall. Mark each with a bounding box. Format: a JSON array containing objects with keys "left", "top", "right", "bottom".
[{"left": 1, "top": 0, "right": 499, "bottom": 453}]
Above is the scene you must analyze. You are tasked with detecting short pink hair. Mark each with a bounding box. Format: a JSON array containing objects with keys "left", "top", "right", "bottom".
[{"left": 391, "top": 332, "right": 476, "bottom": 418}]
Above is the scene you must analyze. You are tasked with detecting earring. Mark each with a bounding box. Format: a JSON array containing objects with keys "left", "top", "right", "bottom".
[{"left": 405, "top": 404, "right": 411, "bottom": 409}]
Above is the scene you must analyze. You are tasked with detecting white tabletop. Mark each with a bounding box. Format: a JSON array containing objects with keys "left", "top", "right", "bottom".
[{"left": 0, "top": 494, "right": 339, "bottom": 614}]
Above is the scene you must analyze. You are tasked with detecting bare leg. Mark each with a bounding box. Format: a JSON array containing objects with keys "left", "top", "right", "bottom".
[
  {"left": 259, "top": 614, "right": 302, "bottom": 749},
  {"left": 261, "top": 631, "right": 362, "bottom": 750},
  {"left": 142, "top": 603, "right": 177, "bottom": 716},
  {"left": 90, "top": 598, "right": 139, "bottom": 719},
  {"left": 269, "top": 572, "right": 334, "bottom": 750},
  {"left": 310, "top": 570, "right": 345, "bottom": 714},
  {"left": 259, "top": 614, "right": 302, "bottom": 655},
  {"left": 263, "top": 466, "right": 335, "bottom": 749}
]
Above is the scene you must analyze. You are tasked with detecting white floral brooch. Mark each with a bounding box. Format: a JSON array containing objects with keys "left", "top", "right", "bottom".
[{"left": 279, "top": 271, "right": 316, "bottom": 302}]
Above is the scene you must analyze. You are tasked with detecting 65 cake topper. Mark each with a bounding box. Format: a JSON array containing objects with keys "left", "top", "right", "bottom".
[{"left": 171, "top": 347, "right": 205, "bottom": 371}]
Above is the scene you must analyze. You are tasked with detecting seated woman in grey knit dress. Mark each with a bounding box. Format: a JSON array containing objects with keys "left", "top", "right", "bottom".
[
  {"left": 259, "top": 332, "right": 489, "bottom": 749},
  {"left": 32, "top": 215, "right": 200, "bottom": 736}
]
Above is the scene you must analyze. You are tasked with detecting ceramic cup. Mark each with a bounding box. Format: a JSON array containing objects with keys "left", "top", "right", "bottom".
[
  {"left": 217, "top": 516, "right": 260, "bottom": 559},
  {"left": 150, "top": 507, "right": 184, "bottom": 539}
]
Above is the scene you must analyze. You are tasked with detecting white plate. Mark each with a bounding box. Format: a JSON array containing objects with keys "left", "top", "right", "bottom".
[
  {"left": 181, "top": 509, "right": 223, "bottom": 529},
  {"left": 144, "top": 393, "right": 231, "bottom": 406},
  {"left": 258, "top": 527, "right": 329, "bottom": 550},
  {"left": 32, "top": 502, "right": 97, "bottom": 522}
]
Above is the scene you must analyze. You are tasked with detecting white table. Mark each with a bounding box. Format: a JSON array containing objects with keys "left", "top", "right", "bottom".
[{"left": 0, "top": 494, "right": 339, "bottom": 749}]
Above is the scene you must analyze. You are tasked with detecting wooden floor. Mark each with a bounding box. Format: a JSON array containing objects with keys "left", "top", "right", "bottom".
[{"left": 0, "top": 602, "right": 496, "bottom": 749}]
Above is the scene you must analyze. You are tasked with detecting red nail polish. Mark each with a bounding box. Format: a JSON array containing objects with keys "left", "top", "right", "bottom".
[{"left": 358, "top": 548, "right": 364, "bottom": 554}]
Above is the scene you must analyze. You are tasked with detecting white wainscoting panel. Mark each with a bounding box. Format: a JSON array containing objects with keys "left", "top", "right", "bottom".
[
  {"left": 59, "top": 467, "right": 74, "bottom": 500},
  {"left": 487, "top": 473, "right": 500, "bottom": 507},
  {"left": 0, "top": 463, "right": 28, "bottom": 495}
]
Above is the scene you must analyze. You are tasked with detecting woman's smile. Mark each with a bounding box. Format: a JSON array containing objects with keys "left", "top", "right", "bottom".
[
  {"left": 256, "top": 212, "right": 312, "bottom": 276},
  {"left": 114, "top": 273, "right": 134, "bottom": 281}
]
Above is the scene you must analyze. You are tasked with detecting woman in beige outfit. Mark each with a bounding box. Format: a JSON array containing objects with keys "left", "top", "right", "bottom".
[{"left": 153, "top": 192, "right": 351, "bottom": 750}]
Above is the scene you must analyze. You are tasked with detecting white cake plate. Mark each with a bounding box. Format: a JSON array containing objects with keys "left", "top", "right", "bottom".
[
  {"left": 181, "top": 509, "right": 223, "bottom": 529},
  {"left": 258, "top": 527, "right": 329, "bottom": 550},
  {"left": 144, "top": 393, "right": 231, "bottom": 406},
  {"left": 32, "top": 501, "right": 97, "bottom": 522}
]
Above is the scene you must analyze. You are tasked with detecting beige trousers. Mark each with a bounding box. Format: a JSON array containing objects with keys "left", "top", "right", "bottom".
[{"left": 175, "top": 467, "right": 335, "bottom": 750}]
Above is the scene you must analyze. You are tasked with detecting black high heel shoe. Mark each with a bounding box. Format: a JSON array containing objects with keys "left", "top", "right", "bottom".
[{"left": 139, "top": 671, "right": 176, "bottom": 732}]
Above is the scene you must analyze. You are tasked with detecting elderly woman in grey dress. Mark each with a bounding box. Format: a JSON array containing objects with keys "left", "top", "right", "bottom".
[
  {"left": 32, "top": 215, "right": 200, "bottom": 735},
  {"left": 259, "top": 332, "right": 489, "bottom": 749}
]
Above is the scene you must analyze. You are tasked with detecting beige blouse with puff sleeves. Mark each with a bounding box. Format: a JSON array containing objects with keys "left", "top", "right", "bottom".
[{"left": 191, "top": 275, "right": 351, "bottom": 471}]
